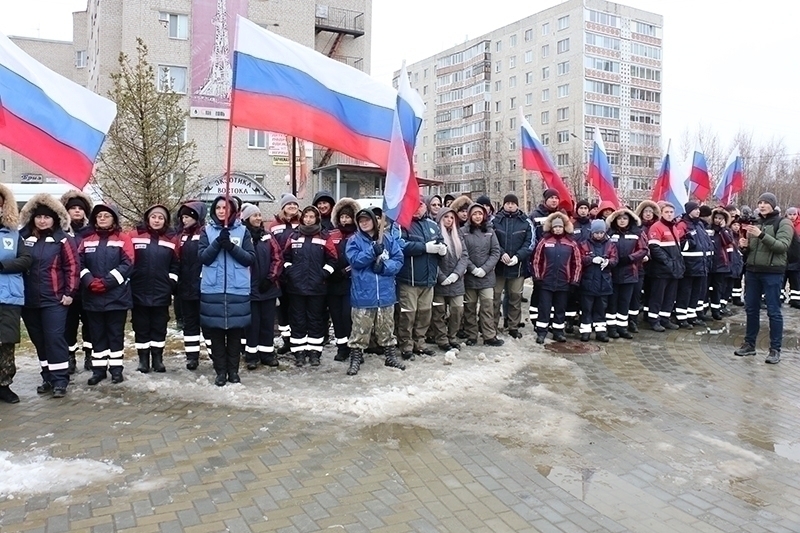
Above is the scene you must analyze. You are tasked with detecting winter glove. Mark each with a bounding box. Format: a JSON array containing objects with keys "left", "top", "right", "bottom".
[
  {"left": 425, "top": 242, "right": 446, "bottom": 255},
  {"left": 223, "top": 240, "right": 235, "bottom": 251},
  {"left": 372, "top": 242, "right": 384, "bottom": 256},
  {"left": 441, "top": 273, "right": 459, "bottom": 286},
  {"left": 88, "top": 278, "right": 107, "bottom": 294},
  {"left": 372, "top": 261, "right": 383, "bottom": 274},
  {"left": 592, "top": 256, "right": 604, "bottom": 265},
  {"left": 507, "top": 256, "right": 519, "bottom": 266},
  {"left": 217, "top": 228, "right": 231, "bottom": 248},
  {"left": 600, "top": 259, "right": 610, "bottom": 271},
  {"left": 380, "top": 249, "right": 390, "bottom": 261},
  {"left": 472, "top": 267, "right": 486, "bottom": 278},
  {"left": 437, "top": 244, "right": 448, "bottom": 256},
  {"left": 259, "top": 278, "right": 273, "bottom": 293}
]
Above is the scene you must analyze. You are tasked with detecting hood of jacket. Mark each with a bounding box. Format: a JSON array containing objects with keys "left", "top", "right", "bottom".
[
  {"left": 435, "top": 206, "right": 456, "bottom": 224},
  {"left": 635, "top": 200, "right": 661, "bottom": 220},
  {"left": 210, "top": 195, "right": 239, "bottom": 226},
  {"left": 543, "top": 211, "right": 574, "bottom": 234},
  {"left": 59, "top": 189, "right": 93, "bottom": 225},
  {"left": 331, "top": 197, "right": 360, "bottom": 228},
  {"left": 19, "top": 193, "right": 71, "bottom": 233},
  {"left": 0, "top": 183, "right": 20, "bottom": 230},
  {"left": 89, "top": 203, "right": 122, "bottom": 229},
  {"left": 712, "top": 208, "right": 731, "bottom": 226},
  {"left": 312, "top": 190, "right": 335, "bottom": 207},
  {"left": 142, "top": 204, "right": 172, "bottom": 231},
  {"left": 178, "top": 200, "right": 207, "bottom": 230},
  {"left": 449, "top": 195, "right": 472, "bottom": 214},
  {"left": 606, "top": 208, "right": 640, "bottom": 231}
]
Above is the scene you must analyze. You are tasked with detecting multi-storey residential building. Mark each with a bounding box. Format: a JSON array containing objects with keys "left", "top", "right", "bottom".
[
  {"left": 1, "top": 0, "right": 373, "bottom": 203},
  {"left": 401, "top": 0, "right": 662, "bottom": 211}
]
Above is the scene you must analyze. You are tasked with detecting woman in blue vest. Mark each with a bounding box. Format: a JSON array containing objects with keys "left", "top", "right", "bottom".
[
  {"left": 0, "top": 185, "right": 33, "bottom": 404},
  {"left": 198, "top": 196, "right": 255, "bottom": 386}
]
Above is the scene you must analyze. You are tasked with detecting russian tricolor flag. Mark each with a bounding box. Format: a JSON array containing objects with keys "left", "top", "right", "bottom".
[
  {"left": 231, "top": 16, "right": 396, "bottom": 170},
  {"left": 651, "top": 142, "right": 688, "bottom": 216},
  {"left": 0, "top": 31, "right": 116, "bottom": 189},
  {"left": 586, "top": 127, "right": 621, "bottom": 208},
  {"left": 687, "top": 148, "right": 711, "bottom": 202},
  {"left": 520, "top": 109, "right": 574, "bottom": 212},
  {"left": 713, "top": 148, "right": 744, "bottom": 206},
  {"left": 383, "top": 63, "right": 424, "bottom": 229}
]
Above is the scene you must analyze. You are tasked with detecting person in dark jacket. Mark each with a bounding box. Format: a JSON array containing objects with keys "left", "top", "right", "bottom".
[
  {"left": 313, "top": 190, "right": 336, "bottom": 231},
  {"left": 492, "top": 194, "right": 533, "bottom": 339},
  {"left": 631, "top": 200, "right": 660, "bottom": 331},
  {"left": 199, "top": 196, "right": 255, "bottom": 386},
  {"left": 19, "top": 194, "right": 79, "bottom": 397},
  {"left": 240, "top": 203, "right": 282, "bottom": 370},
  {"left": 443, "top": 194, "right": 456, "bottom": 208},
  {"left": 327, "top": 198, "right": 359, "bottom": 362},
  {"left": 282, "top": 205, "right": 338, "bottom": 367},
  {"left": 177, "top": 201, "right": 207, "bottom": 370},
  {"left": 345, "top": 208, "right": 406, "bottom": 375},
  {"left": 129, "top": 205, "right": 179, "bottom": 374},
  {"left": 606, "top": 208, "right": 648, "bottom": 339},
  {"left": 528, "top": 188, "right": 562, "bottom": 325},
  {"left": 430, "top": 207, "right": 469, "bottom": 351},
  {"left": 397, "top": 199, "right": 445, "bottom": 359},
  {"left": 726, "top": 217, "right": 745, "bottom": 312},
  {"left": 674, "top": 202, "right": 714, "bottom": 328},
  {"left": 531, "top": 212, "right": 582, "bottom": 344},
  {"left": 268, "top": 193, "right": 301, "bottom": 353},
  {"left": 572, "top": 200, "right": 593, "bottom": 243},
  {"left": 78, "top": 204, "right": 134, "bottom": 385},
  {"left": 646, "top": 203, "right": 685, "bottom": 332},
  {"left": 0, "top": 185, "right": 33, "bottom": 404},
  {"left": 60, "top": 189, "right": 94, "bottom": 373},
  {"left": 708, "top": 209, "right": 734, "bottom": 320},
  {"left": 462, "top": 203, "right": 503, "bottom": 346},
  {"left": 785, "top": 206, "right": 800, "bottom": 309},
  {"left": 578, "top": 219, "right": 619, "bottom": 342},
  {"left": 427, "top": 195, "right": 443, "bottom": 219}
]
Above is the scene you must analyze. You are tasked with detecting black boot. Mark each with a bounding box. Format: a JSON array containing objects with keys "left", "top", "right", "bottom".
[
  {"left": 215, "top": 373, "right": 227, "bottom": 386},
  {"left": 83, "top": 349, "right": 92, "bottom": 371},
  {"left": 110, "top": 368, "right": 124, "bottom": 384},
  {"left": 294, "top": 351, "right": 305, "bottom": 367},
  {"left": 186, "top": 356, "right": 199, "bottom": 370},
  {"left": 68, "top": 352, "right": 77, "bottom": 375},
  {"left": 37, "top": 381, "right": 53, "bottom": 394},
  {"left": 347, "top": 348, "right": 364, "bottom": 375},
  {"left": 227, "top": 371, "right": 240, "bottom": 383},
  {"left": 262, "top": 350, "right": 279, "bottom": 367},
  {"left": 0, "top": 385, "right": 19, "bottom": 404},
  {"left": 627, "top": 319, "right": 639, "bottom": 333},
  {"left": 384, "top": 347, "right": 406, "bottom": 370},
  {"left": 334, "top": 345, "right": 350, "bottom": 362},
  {"left": 276, "top": 338, "right": 291, "bottom": 355},
  {"left": 137, "top": 349, "right": 150, "bottom": 373},
  {"left": 87, "top": 369, "right": 107, "bottom": 386},
  {"left": 151, "top": 348, "right": 166, "bottom": 373},
  {"left": 607, "top": 326, "right": 620, "bottom": 339},
  {"left": 619, "top": 328, "right": 634, "bottom": 339},
  {"left": 308, "top": 350, "right": 321, "bottom": 367}
]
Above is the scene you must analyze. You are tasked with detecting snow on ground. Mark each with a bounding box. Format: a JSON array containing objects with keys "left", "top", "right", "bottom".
[{"left": 0, "top": 450, "right": 122, "bottom": 497}]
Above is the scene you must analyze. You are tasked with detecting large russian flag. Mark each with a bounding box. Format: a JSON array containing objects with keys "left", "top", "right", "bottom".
[
  {"left": 687, "top": 149, "right": 711, "bottom": 201},
  {"left": 383, "top": 63, "right": 424, "bottom": 229},
  {"left": 713, "top": 148, "right": 744, "bottom": 206},
  {"left": 651, "top": 143, "right": 688, "bottom": 216},
  {"left": 586, "top": 127, "right": 621, "bottom": 208},
  {"left": 231, "top": 16, "right": 396, "bottom": 170},
  {"left": 0, "top": 31, "right": 116, "bottom": 189},
  {"left": 520, "top": 109, "right": 574, "bottom": 212}
]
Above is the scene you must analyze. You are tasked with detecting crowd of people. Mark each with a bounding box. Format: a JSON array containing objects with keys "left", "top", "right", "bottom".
[{"left": 0, "top": 182, "right": 798, "bottom": 404}]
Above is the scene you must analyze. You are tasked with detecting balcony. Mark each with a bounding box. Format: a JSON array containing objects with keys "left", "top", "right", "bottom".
[
  {"left": 331, "top": 55, "right": 364, "bottom": 71},
  {"left": 315, "top": 6, "right": 365, "bottom": 37}
]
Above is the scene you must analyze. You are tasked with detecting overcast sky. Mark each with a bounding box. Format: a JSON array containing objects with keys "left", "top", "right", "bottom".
[{"left": 2, "top": 0, "right": 799, "bottom": 154}]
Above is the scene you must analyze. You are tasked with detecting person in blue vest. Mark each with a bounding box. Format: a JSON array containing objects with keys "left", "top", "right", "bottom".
[
  {"left": 19, "top": 194, "right": 80, "bottom": 398},
  {"left": 199, "top": 196, "right": 255, "bottom": 386},
  {"left": 0, "top": 185, "right": 33, "bottom": 404},
  {"left": 176, "top": 201, "right": 207, "bottom": 370}
]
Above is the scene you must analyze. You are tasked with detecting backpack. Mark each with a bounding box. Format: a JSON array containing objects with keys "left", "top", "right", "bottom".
[{"left": 768, "top": 217, "right": 800, "bottom": 264}]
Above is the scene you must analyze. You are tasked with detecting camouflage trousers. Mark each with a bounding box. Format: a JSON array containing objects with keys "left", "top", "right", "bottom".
[
  {"left": 0, "top": 343, "right": 16, "bottom": 387},
  {"left": 350, "top": 306, "right": 397, "bottom": 350}
]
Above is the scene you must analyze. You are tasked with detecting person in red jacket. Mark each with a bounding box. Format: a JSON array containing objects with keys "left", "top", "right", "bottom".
[
  {"left": 129, "top": 205, "right": 180, "bottom": 374},
  {"left": 786, "top": 206, "right": 800, "bottom": 309},
  {"left": 19, "top": 194, "right": 79, "bottom": 398},
  {"left": 646, "top": 202, "right": 685, "bottom": 332},
  {"left": 268, "top": 193, "right": 301, "bottom": 354},
  {"left": 176, "top": 201, "right": 206, "bottom": 370},
  {"left": 531, "top": 212, "right": 582, "bottom": 344}
]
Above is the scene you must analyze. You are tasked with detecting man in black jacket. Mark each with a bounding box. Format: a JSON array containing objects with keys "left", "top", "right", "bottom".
[{"left": 492, "top": 194, "right": 532, "bottom": 339}]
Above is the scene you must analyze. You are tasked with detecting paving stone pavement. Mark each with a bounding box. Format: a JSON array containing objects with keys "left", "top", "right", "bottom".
[{"left": 1, "top": 305, "right": 800, "bottom": 532}]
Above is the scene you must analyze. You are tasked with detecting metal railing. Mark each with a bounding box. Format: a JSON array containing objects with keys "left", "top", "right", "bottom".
[
  {"left": 315, "top": 6, "right": 365, "bottom": 36},
  {"left": 330, "top": 55, "right": 364, "bottom": 71}
]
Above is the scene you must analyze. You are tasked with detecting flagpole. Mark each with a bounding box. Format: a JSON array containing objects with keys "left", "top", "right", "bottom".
[
  {"left": 290, "top": 137, "right": 298, "bottom": 197},
  {"left": 224, "top": 54, "right": 239, "bottom": 229}
]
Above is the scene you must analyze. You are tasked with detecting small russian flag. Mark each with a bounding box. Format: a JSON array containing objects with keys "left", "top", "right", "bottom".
[
  {"left": 519, "top": 109, "right": 574, "bottom": 212},
  {"left": 713, "top": 148, "right": 744, "bottom": 206},
  {"left": 687, "top": 149, "right": 711, "bottom": 202},
  {"left": 651, "top": 141, "right": 688, "bottom": 216},
  {"left": 586, "top": 127, "right": 621, "bottom": 208}
]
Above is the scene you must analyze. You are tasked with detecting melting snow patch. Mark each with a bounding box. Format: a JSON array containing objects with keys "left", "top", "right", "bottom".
[{"left": 0, "top": 451, "right": 122, "bottom": 496}]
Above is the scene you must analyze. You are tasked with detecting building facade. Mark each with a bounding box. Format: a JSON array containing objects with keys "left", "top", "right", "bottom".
[
  {"left": 1, "top": 0, "right": 372, "bottom": 203},
  {"left": 401, "top": 0, "right": 663, "bottom": 211}
]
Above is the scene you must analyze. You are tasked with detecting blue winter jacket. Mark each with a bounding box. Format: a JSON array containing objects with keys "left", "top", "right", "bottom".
[
  {"left": 397, "top": 216, "right": 442, "bottom": 287},
  {"left": 346, "top": 230, "right": 403, "bottom": 309},
  {"left": 0, "top": 228, "right": 27, "bottom": 306},
  {"left": 198, "top": 213, "right": 255, "bottom": 330}
]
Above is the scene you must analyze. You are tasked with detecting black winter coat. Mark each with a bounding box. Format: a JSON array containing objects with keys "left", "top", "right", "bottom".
[
  {"left": 248, "top": 225, "right": 282, "bottom": 301},
  {"left": 397, "top": 216, "right": 443, "bottom": 287},
  {"left": 79, "top": 228, "right": 134, "bottom": 312},
  {"left": 579, "top": 238, "right": 618, "bottom": 296},
  {"left": 529, "top": 204, "right": 558, "bottom": 240},
  {"left": 21, "top": 228, "right": 79, "bottom": 308},
  {"left": 327, "top": 226, "right": 356, "bottom": 295},
  {"left": 677, "top": 216, "right": 714, "bottom": 277},
  {"left": 493, "top": 209, "right": 533, "bottom": 278},
  {"left": 572, "top": 216, "right": 592, "bottom": 243},
  {"left": 129, "top": 227, "right": 179, "bottom": 307},
  {"left": 647, "top": 220, "right": 686, "bottom": 280},
  {"left": 282, "top": 228, "right": 338, "bottom": 296},
  {"left": 608, "top": 229, "right": 648, "bottom": 284},
  {"left": 711, "top": 225, "right": 734, "bottom": 274}
]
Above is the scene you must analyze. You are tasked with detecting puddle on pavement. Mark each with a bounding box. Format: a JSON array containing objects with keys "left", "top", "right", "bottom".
[
  {"left": 535, "top": 465, "right": 623, "bottom": 502},
  {"left": 774, "top": 442, "right": 800, "bottom": 463},
  {"left": 360, "top": 422, "right": 434, "bottom": 450},
  {"left": 545, "top": 342, "right": 600, "bottom": 355}
]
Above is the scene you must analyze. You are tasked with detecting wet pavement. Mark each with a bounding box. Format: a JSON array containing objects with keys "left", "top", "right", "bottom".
[{"left": 1, "top": 304, "right": 800, "bottom": 533}]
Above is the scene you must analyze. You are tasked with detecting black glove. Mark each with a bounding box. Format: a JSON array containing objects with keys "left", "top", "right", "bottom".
[
  {"left": 223, "top": 240, "right": 235, "bottom": 251},
  {"left": 216, "top": 228, "right": 231, "bottom": 248},
  {"left": 372, "top": 242, "right": 384, "bottom": 256},
  {"left": 259, "top": 278, "right": 273, "bottom": 292},
  {"left": 372, "top": 261, "right": 383, "bottom": 274}
]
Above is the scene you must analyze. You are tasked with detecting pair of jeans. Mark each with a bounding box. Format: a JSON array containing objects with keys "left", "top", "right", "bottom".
[{"left": 744, "top": 271, "right": 783, "bottom": 350}]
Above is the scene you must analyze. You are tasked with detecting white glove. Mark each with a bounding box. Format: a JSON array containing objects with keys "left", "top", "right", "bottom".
[
  {"left": 507, "top": 256, "right": 519, "bottom": 266},
  {"left": 472, "top": 267, "right": 486, "bottom": 278},
  {"left": 380, "top": 249, "right": 390, "bottom": 261},
  {"left": 600, "top": 259, "right": 609, "bottom": 270},
  {"left": 592, "top": 256, "right": 604, "bottom": 265},
  {"left": 425, "top": 242, "right": 441, "bottom": 254},
  {"left": 441, "top": 273, "right": 458, "bottom": 286},
  {"left": 437, "top": 243, "right": 448, "bottom": 256}
]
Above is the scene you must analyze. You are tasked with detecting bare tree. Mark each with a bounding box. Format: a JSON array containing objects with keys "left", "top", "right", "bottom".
[{"left": 96, "top": 39, "right": 200, "bottom": 224}]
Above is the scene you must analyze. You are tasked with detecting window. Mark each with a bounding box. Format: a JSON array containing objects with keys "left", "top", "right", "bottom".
[
  {"left": 630, "top": 155, "right": 658, "bottom": 168},
  {"left": 630, "top": 111, "right": 661, "bottom": 124},
  {"left": 525, "top": 93, "right": 533, "bottom": 105},
  {"left": 541, "top": 88, "right": 550, "bottom": 102},
  {"left": 585, "top": 103, "right": 620, "bottom": 118},
  {"left": 557, "top": 130, "right": 570, "bottom": 143},
  {"left": 585, "top": 127, "right": 620, "bottom": 144},
  {"left": 584, "top": 80, "right": 620, "bottom": 96},
  {"left": 74, "top": 50, "right": 87, "bottom": 68},
  {"left": 509, "top": 117, "right": 516, "bottom": 130},
  {"left": 557, "top": 153, "right": 570, "bottom": 166},
  {"left": 495, "top": 181, "right": 502, "bottom": 192},
  {"left": 524, "top": 50, "right": 533, "bottom": 63},
  {"left": 495, "top": 141, "right": 502, "bottom": 153},
  {"left": 414, "top": 73, "right": 419, "bottom": 83},
  {"left": 630, "top": 65, "right": 661, "bottom": 82},
  {"left": 495, "top": 80, "right": 502, "bottom": 91},
  {"left": 509, "top": 56, "right": 516, "bottom": 69},
  {"left": 423, "top": 153, "right": 428, "bottom": 163},
  {"left": 495, "top": 60, "right": 502, "bottom": 73},
  {"left": 423, "top": 85, "right": 428, "bottom": 95},
  {"left": 525, "top": 71, "right": 533, "bottom": 84},
  {"left": 160, "top": 12, "right": 189, "bottom": 39},
  {"left": 541, "top": 111, "right": 549, "bottom": 124},
  {"left": 631, "top": 42, "right": 662, "bottom": 60},
  {"left": 248, "top": 130, "right": 267, "bottom": 149},
  {"left": 557, "top": 38, "right": 569, "bottom": 54},
  {"left": 510, "top": 34, "right": 517, "bottom": 46},
  {"left": 157, "top": 65, "right": 188, "bottom": 93},
  {"left": 585, "top": 56, "right": 620, "bottom": 72},
  {"left": 541, "top": 133, "right": 550, "bottom": 146},
  {"left": 524, "top": 114, "right": 532, "bottom": 123},
  {"left": 557, "top": 107, "right": 569, "bottom": 121},
  {"left": 509, "top": 76, "right": 517, "bottom": 88},
  {"left": 542, "top": 22, "right": 550, "bottom": 35},
  {"left": 557, "top": 84, "right": 569, "bottom": 98},
  {"left": 509, "top": 159, "right": 517, "bottom": 171},
  {"left": 542, "top": 66, "right": 550, "bottom": 80},
  {"left": 509, "top": 138, "right": 516, "bottom": 151},
  {"left": 557, "top": 15, "right": 569, "bottom": 30},
  {"left": 496, "top": 40, "right": 502, "bottom": 52},
  {"left": 630, "top": 133, "right": 661, "bottom": 146},
  {"left": 423, "top": 136, "right": 427, "bottom": 146},
  {"left": 524, "top": 29, "right": 533, "bottom": 42},
  {"left": 585, "top": 32, "right": 620, "bottom": 50},
  {"left": 510, "top": 180, "right": 517, "bottom": 191},
  {"left": 541, "top": 44, "right": 550, "bottom": 58},
  {"left": 495, "top": 120, "right": 502, "bottom": 132},
  {"left": 495, "top": 161, "right": 502, "bottom": 172},
  {"left": 588, "top": 10, "right": 620, "bottom": 28},
  {"left": 495, "top": 101, "right": 501, "bottom": 112},
  {"left": 635, "top": 21, "right": 658, "bottom": 37},
  {"left": 630, "top": 88, "right": 661, "bottom": 103},
  {"left": 424, "top": 68, "right": 428, "bottom": 79},
  {"left": 0, "top": 158, "right": 5, "bottom": 172},
  {"left": 557, "top": 61, "right": 569, "bottom": 75},
  {"left": 509, "top": 96, "right": 517, "bottom": 108}
]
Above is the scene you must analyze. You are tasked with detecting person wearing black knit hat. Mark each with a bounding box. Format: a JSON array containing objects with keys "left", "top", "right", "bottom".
[
  {"left": 493, "top": 193, "right": 532, "bottom": 338},
  {"left": 177, "top": 201, "right": 207, "bottom": 370},
  {"left": 475, "top": 195, "right": 494, "bottom": 218},
  {"left": 674, "top": 201, "right": 714, "bottom": 328}
]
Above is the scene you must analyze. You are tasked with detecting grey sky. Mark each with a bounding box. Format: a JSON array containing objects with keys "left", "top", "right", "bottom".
[{"left": 3, "top": 0, "right": 799, "bottom": 154}]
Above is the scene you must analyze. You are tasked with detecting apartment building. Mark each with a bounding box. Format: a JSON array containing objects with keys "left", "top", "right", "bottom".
[
  {"left": 401, "top": 0, "right": 663, "bottom": 211},
  {"left": 1, "top": 0, "right": 373, "bottom": 202}
]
